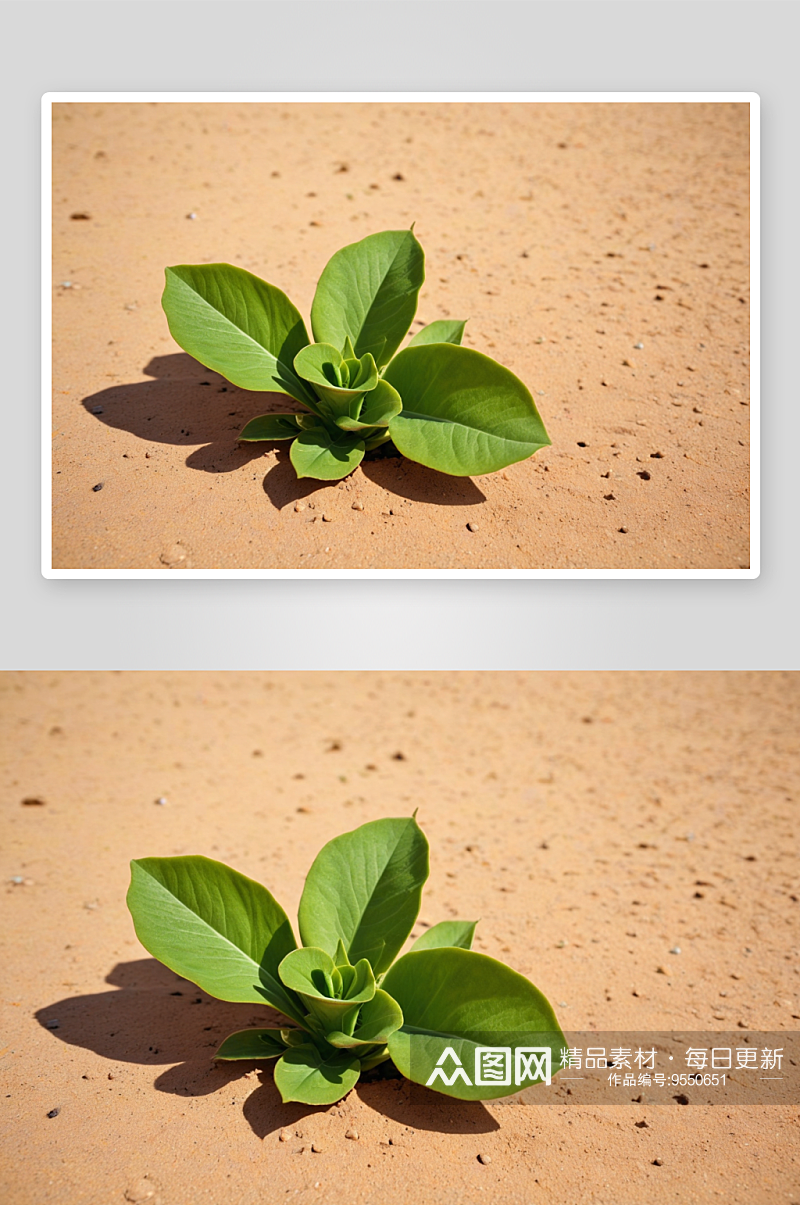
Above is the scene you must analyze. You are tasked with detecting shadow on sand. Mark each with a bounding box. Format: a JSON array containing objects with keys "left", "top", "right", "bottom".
[
  {"left": 82, "top": 353, "right": 487, "bottom": 509},
  {"left": 37, "top": 958, "right": 498, "bottom": 1139}
]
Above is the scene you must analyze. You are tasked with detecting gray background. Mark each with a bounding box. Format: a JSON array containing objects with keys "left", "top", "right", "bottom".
[{"left": 2, "top": 1, "right": 795, "bottom": 669}]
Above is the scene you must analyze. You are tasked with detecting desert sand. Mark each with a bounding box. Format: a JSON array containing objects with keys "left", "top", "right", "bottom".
[
  {"left": 1, "top": 671, "right": 796, "bottom": 1203},
  {"left": 50, "top": 101, "right": 751, "bottom": 571}
]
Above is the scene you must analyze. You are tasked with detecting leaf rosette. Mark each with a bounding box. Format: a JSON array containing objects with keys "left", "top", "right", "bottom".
[
  {"left": 162, "top": 228, "right": 550, "bottom": 482},
  {"left": 126, "top": 816, "right": 565, "bottom": 1106}
]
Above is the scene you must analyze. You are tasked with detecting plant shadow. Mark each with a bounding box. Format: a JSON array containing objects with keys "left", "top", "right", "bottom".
[
  {"left": 80, "top": 353, "right": 300, "bottom": 476},
  {"left": 83, "top": 353, "right": 487, "bottom": 507},
  {"left": 260, "top": 444, "right": 486, "bottom": 510},
  {"left": 36, "top": 958, "right": 322, "bottom": 1132},
  {"left": 37, "top": 957, "right": 497, "bottom": 1140},
  {"left": 357, "top": 1078, "right": 500, "bottom": 1134},
  {"left": 359, "top": 448, "right": 487, "bottom": 506}
]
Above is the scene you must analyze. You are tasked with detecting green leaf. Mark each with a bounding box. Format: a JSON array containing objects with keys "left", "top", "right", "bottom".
[
  {"left": 333, "top": 939, "right": 351, "bottom": 968},
  {"left": 410, "top": 920, "right": 477, "bottom": 952},
  {"left": 363, "top": 431, "right": 393, "bottom": 451},
  {"left": 126, "top": 856, "right": 303, "bottom": 1022},
  {"left": 294, "top": 343, "right": 379, "bottom": 415},
  {"left": 238, "top": 413, "right": 301, "bottom": 441},
  {"left": 162, "top": 264, "right": 315, "bottom": 406},
  {"left": 407, "top": 319, "right": 467, "bottom": 348},
  {"left": 279, "top": 947, "right": 375, "bottom": 1034},
  {"left": 281, "top": 1027, "right": 312, "bottom": 1048},
  {"left": 334, "top": 379, "right": 402, "bottom": 432},
  {"left": 383, "top": 948, "right": 566, "bottom": 1100},
  {"left": 326, "top": 989, "right": 403, "bottom": 1049},
  {"left": 311, "top": 229, "right": 425, "bottom": 369},
  {"left": 298, "top": 816, "right": 429, "bottom": 976},
  {"left": 289, "top": 428, "right": 365, "bottom": 481},
  {"left": 273, "top": 1047, "right": 361, "bottom": 1105},
  {"left": 215, "top": 1029, "right": 287, "bottom": 1060},
  {"left": 359, "top": 1046, "right": 391, "bottom": 1071},
  {"left": 385, "top": 344, "right": 550, "bottom": 476}
]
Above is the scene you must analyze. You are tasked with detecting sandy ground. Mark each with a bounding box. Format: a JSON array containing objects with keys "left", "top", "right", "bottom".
[
  {"left": 1, "top": 672, "right": 796, "bottom": 1203},
  {"left": 50, "top": 101, "right": 751, "bottom": 571}
]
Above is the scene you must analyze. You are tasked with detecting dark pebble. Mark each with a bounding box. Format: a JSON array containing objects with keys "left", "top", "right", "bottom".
[
  {"left": 47, "top": 1107, "right": 60, "bottom": 1118},
  {"left": 46, "top": 1019, "right": 60, "bottom": 1029},
  {"left": 92, "top": 483, "right": 104, "bottom": 492},
  {"left": 91, "top": 407, "right": 104, "bottom": 415}
]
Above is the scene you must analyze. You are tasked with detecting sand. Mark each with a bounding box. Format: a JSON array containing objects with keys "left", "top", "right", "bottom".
[
  {"left": 1, "top": 671, "right": 796, "bottom": 1203},
  {"left": 50, "top": 101, "right": 751, "bottom": 571}
]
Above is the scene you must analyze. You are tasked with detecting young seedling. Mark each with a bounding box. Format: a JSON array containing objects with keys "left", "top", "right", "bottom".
[
  {"left": 127, "top": 816, "right": 565, "bottom": 1106},
  {"left": 161, "top": 228, "right": 550, "bottom": 482}
]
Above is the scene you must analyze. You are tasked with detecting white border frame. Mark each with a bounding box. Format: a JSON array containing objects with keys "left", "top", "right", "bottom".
[{"left": 42, "top": 92, "right": 759, "bottom": 580}]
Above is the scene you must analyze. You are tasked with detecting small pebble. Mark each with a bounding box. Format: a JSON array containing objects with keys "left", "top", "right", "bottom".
[
  {"left": 466, "top": 521, "right": 479, "bottom": 532},
  {"left": 653, "top": 1157, "right": 664, "bottom": 1166},
  {"left": 22, "top": 797, "right": 46, "bottom": 807},
  {"left": 618, "top": 527, "right": 629, "bottom": 534},
  {"left": 279, "top": 1127, "right": 292, "bottom": 1143},
  {"left": 311, "top": 1143, "right": 324, "bottom": 1153},
  {"left": 92, "top": 482, "right": 104, "bottom": 492},
  {"left": 477, "top": 1153, "right": 492, "bottom": 1165},
  {"left": 634, "top": 342, "right": 644, "bottom": 349},
  {"left": 669, "top": 946, "right": 681, "bottom": 955},
  {"left": 46, "top": 1019, "right": 60, "bottom": 1030},
  {"left": 294, "top": 501, "right": 306, "bottom": 513},
  {"left": 322, "top": 513, "right": 334, "bottom": 522},
  {"left": 47, "top": 1107, "right": 60, "bottom": 1118},
  {"left": 159, "top": 545, "right": 186, "bottom": 568},
  {"left": 155, "top": 797, "right": 168, "bottom": 807},
  {"left": 10, "top": 876, "right": 24, "bottom": 885},
  {"left": 60, "top": 281, "right": 72, "bottom": 289},
  {"left": 345, "top": 1128, "right": 359, "bottom": 1140},
  {"left": 351, "top": 499, "right": 364, "bottom": 510},
  {"left": 91, "top": 406, "right": 104, "bottom": 415},
  {"left": 123, "top": 1180, "right": 156, "bottom": 1203},
  {"left": 186, "top": 213, "right": 197, "bottom": 220},
  {"left": 656, "top": 966, "right": 668, "bottom": 974}
]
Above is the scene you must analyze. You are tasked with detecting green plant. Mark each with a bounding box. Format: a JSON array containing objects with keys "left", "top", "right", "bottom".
[
  {"left": 161, "top": 228, "right": 550, "bottom": 481},
  {"left": 127, "top": 816, "right": 565, "bottom": 1106}
]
